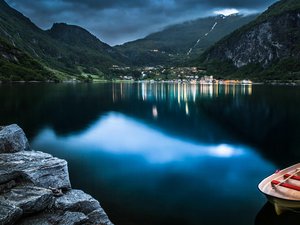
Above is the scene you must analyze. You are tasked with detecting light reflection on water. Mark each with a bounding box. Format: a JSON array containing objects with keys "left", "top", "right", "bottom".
[
  {"left": 32, "top": 111, "right": 275, "bottom": 225},
  {"left": 113, "top": 82, "right": 253, "bottom": 122},
  {"left": 114, "top": 83, "right": 253, "bottom": 103},
  {"left": 33, "top": 113, "right": 247, "bottom": 163}
]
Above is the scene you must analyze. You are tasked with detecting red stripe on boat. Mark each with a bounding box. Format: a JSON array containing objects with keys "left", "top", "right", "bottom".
[
  {"left": 271, "top": 180, "right": 300, "bottom": 191},
  {"left": 283, "top": 174, "right": 300, "bottom": 181}
]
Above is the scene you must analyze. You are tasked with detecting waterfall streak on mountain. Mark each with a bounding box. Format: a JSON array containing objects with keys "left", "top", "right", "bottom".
[{"left": 187, "top": 22, "right": 218, "bottom": 55}]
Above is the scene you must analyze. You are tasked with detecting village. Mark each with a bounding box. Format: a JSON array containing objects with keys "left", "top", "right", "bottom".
[{"left": 111, "top": 65, "right": 253, "bottom": 84}]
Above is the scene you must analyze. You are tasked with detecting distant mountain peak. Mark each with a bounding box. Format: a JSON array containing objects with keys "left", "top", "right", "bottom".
[
  {"left": 49, "top": 22, "right": 97, "bottom": 38},
  {"left": 48, "top": 22, "right": 109, "bottom": 49},
  {"left": 51, "top": 23, "right": 89, "bottom": 32}
]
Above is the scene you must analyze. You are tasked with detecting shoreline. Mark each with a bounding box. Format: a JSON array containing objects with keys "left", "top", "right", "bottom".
[{"left": 0, "top": 79, "right": 300, "bottom": 86}]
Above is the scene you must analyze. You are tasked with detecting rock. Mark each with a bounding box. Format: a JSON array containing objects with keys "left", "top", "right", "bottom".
[
  {"left": 55, "top": 190, "right": 114, "bottom": 225},
  {"left": 0, "top": 186, "right": 53, "bottom": 214},
  {"left": 55, "top": 190, "right": 100, "bottom": 214},
  {"left": 0, "top": 124, "right": 29, "bottom": 153},
  {"left": 59, "top": 211, "right": 88, "bottom": 225},
  {"left": 16, "top": 211, "right": 88, "bottom": 225},
  {"left": 0, "top": 151, "right": 71, "bottom": 189},
  {"left": 0, "top": 124, "right": 113, "bottom": 225},
  {"left": 0, "top": 180, "right": 16, "bottom": 193},
  {"left": 87, "top": 209, "right": 114, "bottom": 225},
  {"left": 15, "top": 212, "right": 59, "bottom": 225},
  {"left": 0, "top": 201, "right": 22, "bottom": 225},
  {"left": 49, "top": 187, "right": 63, "bottom": 197}
]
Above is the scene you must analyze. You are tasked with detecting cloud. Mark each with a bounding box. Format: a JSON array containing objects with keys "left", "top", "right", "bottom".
[
  {"left": 5, "top": 0, "right": 277, "bottom": 46},
  {"left": 214, "top": 9, "right": 239, "bottom": 16}
]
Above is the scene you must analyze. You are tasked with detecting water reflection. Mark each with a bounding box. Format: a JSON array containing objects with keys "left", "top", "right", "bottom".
[
  {"left": 31, "top": 112, "right": 275, "bottom": 225},
  {"left": 255, "top": 202, "right": 300, "bottom": 225},
  {"left": 33, "top": 113, "right": 247, "bottom": 163},
  {"left": 113, "top": 83, "right": 253, "bottom": 103},
  {"left": 1, "top": 83, "right": 299, "bottom": 225},
  {"left": 152, "top": 105, "right": 158, "bottom": 119},
  {"left": 109, "top": 83, "right": 256, "bottom": 144}
]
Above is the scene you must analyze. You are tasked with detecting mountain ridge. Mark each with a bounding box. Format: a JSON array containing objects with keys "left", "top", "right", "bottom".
[
  {"left": 198, "top": 0, "right": 300, "bottom": 81},
  {"left": 0, "top": 0, "right": 126, "bottom": 81},
  {"left": 1, "top": 0, "right": 299, "bottom": 81},
  {"left": 116, "top": 14, "right": 258, "bottom": 66}
]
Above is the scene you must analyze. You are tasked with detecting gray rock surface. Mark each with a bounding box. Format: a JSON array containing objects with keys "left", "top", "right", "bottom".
[
  {"left": 0, "top": 124, "right": 29, "bottom": 153},
  {"left": 87, "top": 209, "right": 114, "bottom": 225},
  {"left": 55, "top": 189, "right": 101, "bottom": 214},
  {"left": 0, "top": 151, "right": 71, "bottom": 189},
  {"left": 15, "top": 212, "right": 60, "bottom": 225},
  {"left": 55, "top": 190, "right": 114, "bottom": 225},
  {"left": 204, "top": 11, "right": 300, "bottom": 69},
  {"left": 0, "top": 124, "right": 114, "bottom": 225},
  {"left": 0, "top": 201, "right": 22, "bottom": 225},
  {"left": 59, "top": 211, "right": 88, "bottom": 225},
  {"left": 16, "top": 211, "right": 88, "bottom": 225},
  {"left": 0, "top": 186, "right": 53, "bottom": 214}
]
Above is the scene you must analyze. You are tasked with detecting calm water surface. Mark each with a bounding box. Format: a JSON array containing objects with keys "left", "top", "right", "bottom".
[{"left": 0, "top": 83, "right": 300, "bottom": 225}]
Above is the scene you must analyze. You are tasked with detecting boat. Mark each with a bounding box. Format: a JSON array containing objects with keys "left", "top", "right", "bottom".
[{"left": 258, "top": 163, "right": 300, "bottom": 215}]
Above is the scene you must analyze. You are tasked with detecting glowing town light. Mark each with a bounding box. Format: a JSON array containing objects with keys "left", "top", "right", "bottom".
[{"left": 152, "top": 106, "right": 158, "bottom": 119}]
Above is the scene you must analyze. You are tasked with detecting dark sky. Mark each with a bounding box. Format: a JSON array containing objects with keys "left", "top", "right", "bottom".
[{"left": 6, "top": 0, "right": 277, "bottom": 46}]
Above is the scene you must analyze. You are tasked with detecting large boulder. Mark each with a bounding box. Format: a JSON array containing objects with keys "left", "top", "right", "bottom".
[
  {"left": 55, "top": 190, "right": 101, "bottom": 214},
  {"left": 55, "top": 190, "right": 114, "bottom": 225},
  {"left": 0, "top": 151, "right": 71, "bottom": 190},
  {"left": 15, "top": 216, "right": 53, "bottom": 225},
  {"left": 16, "top": 211, "right": 88, "bottom": 225},
  {"left": 58, "top": 211, "right": 88, "bottom": 225},
  {"left": 0, "top": 201, "right": 22, "bottom": 225},
  {"left": 0, "top": 124, "right": 29, "bottom": 153},
  {"left": 87, "top": 209, "right": 114, "bottom": 225},
  {"left": 15, "top": 212, "right": 60, "bottom": 225},
  {"left": 0, "top": 186, "right": 53, "bottom": 214}
]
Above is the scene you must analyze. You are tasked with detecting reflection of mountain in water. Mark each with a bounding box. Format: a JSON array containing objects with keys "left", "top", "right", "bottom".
[
  {"left": 0, "top": 83, "right": 299, "bottom": 166},
  {"left": 113, "top": 83, "right": 254, "bottom": 145},
  {"left": 196, "top": 85, "right": 300, "bottom": 166},
  {"left": 0, "top": 83, "right": 252, "bottom": 142},
  {"left": 0, "top": 84, "right": 114, "bottom": 138}
]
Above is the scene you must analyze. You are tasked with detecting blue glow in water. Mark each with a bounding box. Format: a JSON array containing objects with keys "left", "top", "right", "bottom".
[
  {"left": 32, "top": 112, "right": 276, "bottom": 225},
  {"left": 33, "top": 112, "right": 248, "bottom": 163}
]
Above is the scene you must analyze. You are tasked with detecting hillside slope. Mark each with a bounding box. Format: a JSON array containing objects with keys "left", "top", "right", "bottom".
[
  {"left": 0, "top": 0, "right": 125, "bottom": 80},
  {"left": 116, "top": 14, "right": 257, "bottom": 66},
  {"left": 198, "top": 0, "right": 300, "bottom": 81},
  {"left": 0, "top": 38, "right": 54, "bottom": 81}
]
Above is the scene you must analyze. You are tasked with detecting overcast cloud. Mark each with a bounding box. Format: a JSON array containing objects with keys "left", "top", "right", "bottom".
[{"left": 5, "top": 0, "right": 277, "bottom": 46}]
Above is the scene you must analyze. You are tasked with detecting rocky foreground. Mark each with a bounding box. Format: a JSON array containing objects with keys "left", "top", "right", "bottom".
[{"left": 0, "top": 124, "right": 114, "bottom": 225}]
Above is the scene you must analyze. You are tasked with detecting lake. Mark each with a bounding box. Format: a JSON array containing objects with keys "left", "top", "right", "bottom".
[{"left": 0, "top": 82, "right": 300, "bottom": 225}]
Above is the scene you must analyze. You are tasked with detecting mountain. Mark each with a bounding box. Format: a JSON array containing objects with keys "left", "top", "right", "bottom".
[
  {"left": 0, "top": 0, "right": 125, "bottom": 81},
  {"left": 46, "top": 23, "right": 127, "bottom": 75},
  {"left": 198, "top": 0, "right": 300, "bottom": 81},
  {"left": 116, "top": 14, "right": 258, "bottom": 66},
  {"left": 0, "top": 37, "right": 54, "bottom": 81}
]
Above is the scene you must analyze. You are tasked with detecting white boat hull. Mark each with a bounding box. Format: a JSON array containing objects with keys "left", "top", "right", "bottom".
[{"left": 258, "top": 163, "right": 300, "bottom": 215}]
